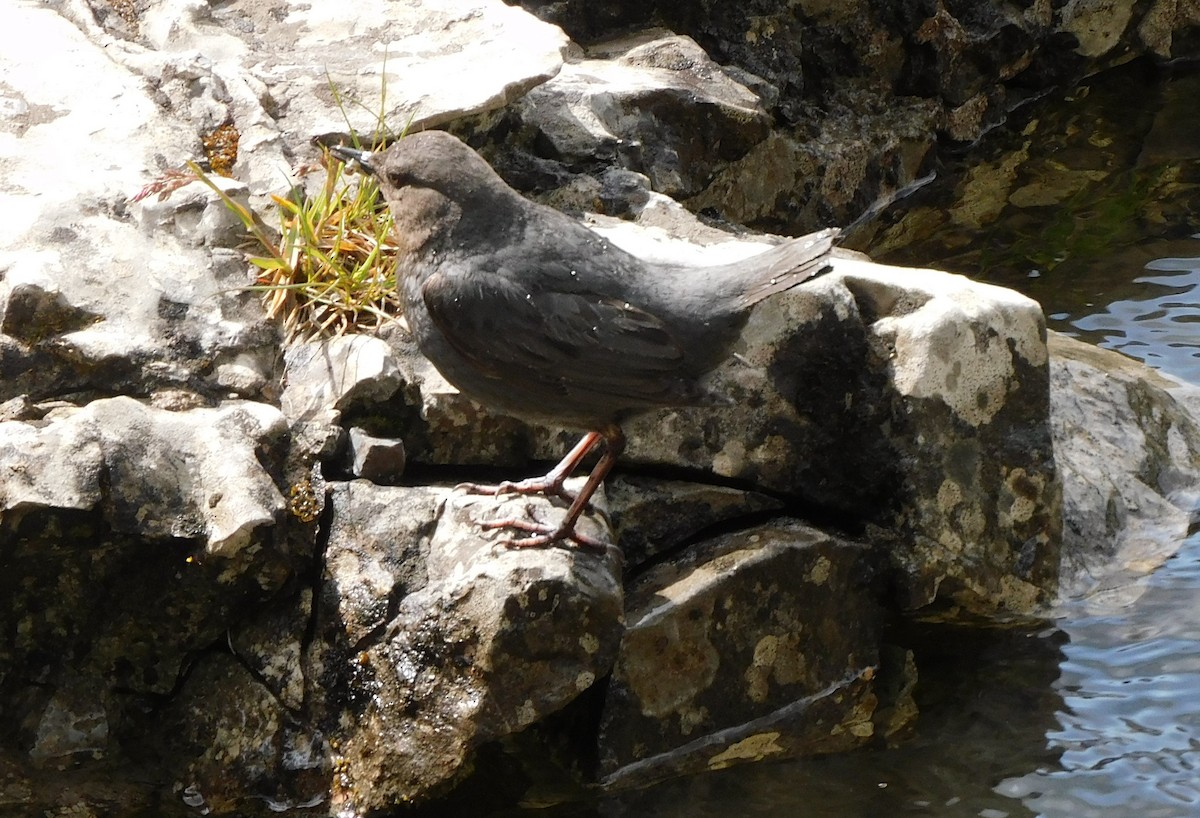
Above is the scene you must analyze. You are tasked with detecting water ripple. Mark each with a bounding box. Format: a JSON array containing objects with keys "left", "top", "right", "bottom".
[
  {"left": 1001, "top": 534, "right": 1200, "bottom": 816},
  {"left": 1071, "top": 258, "right": 1200, "bottom": 384}
]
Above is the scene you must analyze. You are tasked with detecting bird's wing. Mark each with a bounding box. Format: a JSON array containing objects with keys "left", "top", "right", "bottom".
[{"left": 420, "top": 266, "right": 694, "bottom": 405}]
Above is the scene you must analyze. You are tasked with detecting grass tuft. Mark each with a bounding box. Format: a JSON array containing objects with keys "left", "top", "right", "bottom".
[
  {"left": 192, "top": 152, "right": 401, "bottom": 342},
  {"left": 132, "top": 57, "right": 408, "bottom": 344}
]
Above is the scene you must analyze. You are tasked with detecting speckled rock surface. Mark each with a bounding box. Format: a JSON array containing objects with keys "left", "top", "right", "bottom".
[
  {"left": 390, "top": 218, "right": 1061, "bottom": 616},
  {"left": 507, "top": 33, "right": 773, "bottom": 200},
  {"left": 164, "top": 655, "right": 328, "bottom": 815},
  {"left": 605, "top": 476, "right": 785, "bottom": 567},
  {"left": 3, "top": 0, "right": 1196, "bottom": 813},
  {"left": 498, "top": 0, "right": 1198, "bottom": 233},
  {"left": 834, "top": 261, "right": 1060, "bottom": 613},
  {"left": 315, "top": 481, "right": 623, "bottom": 810}
]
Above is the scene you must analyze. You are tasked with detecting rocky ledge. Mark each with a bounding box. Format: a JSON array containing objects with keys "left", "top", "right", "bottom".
[{"left": 2, "top": 0, "right": 1198, "bottom": 815}]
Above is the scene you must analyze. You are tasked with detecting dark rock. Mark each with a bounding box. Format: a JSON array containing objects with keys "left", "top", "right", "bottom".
[
  {"left": 606, "top": 476, "right": 785, "bottom": 568},
  {"left": 163, "top": 655, "right": 329, "bottom": 816},
  {"left": 597, "top": 521, "right": 886, "bottom": 787}
]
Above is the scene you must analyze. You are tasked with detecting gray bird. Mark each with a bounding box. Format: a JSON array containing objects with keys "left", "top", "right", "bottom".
[{"left": 331, "top": 132, "right": 837, "bottom": 550}]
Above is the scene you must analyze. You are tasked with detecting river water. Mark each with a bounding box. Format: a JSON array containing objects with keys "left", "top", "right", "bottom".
[{"left": 514, "top": 59, "right": 1200, "bottom": 818}]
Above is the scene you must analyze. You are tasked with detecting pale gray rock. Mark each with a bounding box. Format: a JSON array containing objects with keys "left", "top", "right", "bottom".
[
  {"left": 392, "top": 214, "right": 1060, "bottom": 617},
  {"left": 831, "top": 260, "right": 1060, "bottom": 614},
  {"left": 315, "top": 482, "right": 438, "bottom": 654},
  {"left": 1049, "top": 333, "right": 1200, "bottom": 605},
  {"left": 612, "top": 241, "right": 1057, "bottom": 618},
  {"left": 0, "top": 396, "right": 286, "bottom": 554},
  {"left": 0, "top": 3, "right": 276, "bottom": 403},
  {"left": 1, "top": 0, "right": 567, "bottom": 409},
  {"left": 6, "top": 0, "right": 1199, "bottom": 813},
  {"left": 514, "top": 32, "right": 771, "bottom": 198},
  {"left": 344, "top": 426, "right": 407, "bottom": 482},
  {"left": 53, "top": 0, "right": 570, "bottom": 195},
  {"left": 279, "top": 335, "right": 403, "bottom": 470},
  {"left": 280, "top": 335, "right": 402, "bottom": 423}
]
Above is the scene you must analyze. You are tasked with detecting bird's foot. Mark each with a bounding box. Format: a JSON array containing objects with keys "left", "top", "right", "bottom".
[
  {"left": 481, "top": 515, "right": 608, "bottom": 552},
  {"left": 456, "top": 475, "right": 576, "bottom": 505}
]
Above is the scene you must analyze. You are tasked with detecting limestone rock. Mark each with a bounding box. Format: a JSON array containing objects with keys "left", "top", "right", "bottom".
[
  {"left": 6, "top": 0, "right": 1199, "bottom": 812},
  {"left": 356, "top": 337, "right": 544, "bottom": 468},
  {"left": 390, "top": 214, "right": 1061, "bottom": 617},
  {"left": 230, "top": 590, "right": 314, "bottom": 711},
  {"left": 315, "top": 482, "right": 438, "bottom": 654},
  {"left": 0, "top": 396, "right": 286, "bottom": 554},
  {"left": 834, "top": 261, "right": 1060, "bottom": 614},
  {"left": 344, "top": 426, "right": 407, "bottom": 482},
  {"left": 164, "top": 655, "right": 328, "bottom": 816},
  {"left": 511, "top": 0, "right": 1200, "bottom": 234},
  {"left": 0, "top": 2, "right": 279, "bottom": 403},
  {"left": 56, "top": 0, "right": 569, "bottom": 194},
  {"left": 2, "top": 0, "right": 566, "bottom": 409},
  {"left": 280, "top": 335, "right": 403, "bottom": 464},
  {"left": 514, "top": 32, "right": 772, "bottom": 199},
  {"left": 313, "top": 480, "right": 622, "bottom": 808},
  {"left": 606, "top": 476, "right": 785, "bottom": 568}
]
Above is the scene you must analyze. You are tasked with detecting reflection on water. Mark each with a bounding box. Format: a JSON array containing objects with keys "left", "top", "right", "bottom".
[
  {"left": 860, "top": 56, "right": 1200, "bottom": 818},
  {"left": 862, "top": 59, "right": 1200, "bottom": 385},
  {"left": 999, "top": 534, "right": 1200, "bottom": 816},
  {"left": 1068, "top": 251, "right": 1200, "bottom": 384}
]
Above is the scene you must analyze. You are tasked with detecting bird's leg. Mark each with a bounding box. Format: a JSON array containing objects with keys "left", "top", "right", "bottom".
[
  {"left": 483, "top": 425, "right": 625, "bottom": 550},
  {"left": 457, "top": 431, "right": 602, "bottom": 504}
]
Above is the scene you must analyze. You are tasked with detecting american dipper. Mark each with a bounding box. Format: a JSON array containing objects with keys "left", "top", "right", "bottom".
[{"left": 331, "top": 132, "right": 838, "bottom": 550}]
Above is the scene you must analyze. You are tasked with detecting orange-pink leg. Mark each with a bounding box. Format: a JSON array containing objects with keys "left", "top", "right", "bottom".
[{"left": 480, "top": 425, "right": 625, "bottom": 550}]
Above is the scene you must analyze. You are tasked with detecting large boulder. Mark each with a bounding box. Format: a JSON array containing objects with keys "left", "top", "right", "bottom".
[{"left": 383, "top": 220, "right": 1062, "bottom": 617}]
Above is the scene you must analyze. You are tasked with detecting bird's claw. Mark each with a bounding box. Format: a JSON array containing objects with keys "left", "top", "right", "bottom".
[
  {"left": 456, "top": 477, "right": 578, "bottom": 505},
  {"left": 480, "top": 516, "right": 608, "bottom": 552}
]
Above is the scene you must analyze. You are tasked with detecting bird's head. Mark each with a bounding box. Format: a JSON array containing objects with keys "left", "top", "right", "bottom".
[{"left": 331, "top": 131, "right": 518, "bottom": 254}]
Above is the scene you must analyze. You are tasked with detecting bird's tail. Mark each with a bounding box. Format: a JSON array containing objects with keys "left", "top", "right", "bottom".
[{"left": 728, "top": 227, "right": 840, "bottom": 310}]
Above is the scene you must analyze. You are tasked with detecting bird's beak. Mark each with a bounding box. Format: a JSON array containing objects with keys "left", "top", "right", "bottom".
[{"left": 329, "top": 145, "right": 377, "bottom": 177}]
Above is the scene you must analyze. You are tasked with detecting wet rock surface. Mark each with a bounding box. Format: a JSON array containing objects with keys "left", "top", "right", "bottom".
[
  {"left": 2, "top": 0, "right": 1199, "bottom": 815},
  {"left": 1050, "top": 333, "right": 1200, "bottom": 601}
]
